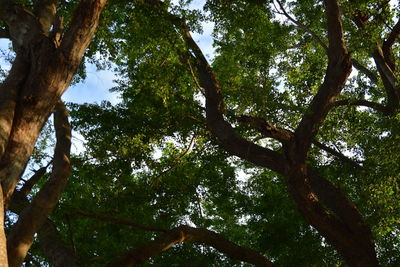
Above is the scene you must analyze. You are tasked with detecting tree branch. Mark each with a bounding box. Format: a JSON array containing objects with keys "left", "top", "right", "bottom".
[
  {"left": 173, "top": 16, "right": 287, "bottom": 175},
  {"left": 0, "top": 0, "right": 42, "bottom": 47},
  {"left": 166, "top": 3, "right": 377, "bottom": 265},
  {"left": 70, "top": 210, "right": 168, "bottom": 233},
  {"left": 312, "top": 140, "right": 361, "bottom": 168},
  {"left": 238, "top": 115, "right": 361, "bottom": 168},
  {"left": 0, "top": 185, "right": 8, "bottom": 266},
  {"left": 294, "top": 0, "right": 351, "bottom": 158},
  {"left": 278, "top": 2, "right": 379, "bottom": 265},
  {"left": 60, "top": 0, "right": 107, "bottom": 66},
  {"left": 275, "top": 0, "right": 328, "bottom": 51},
  {"left": 372, "top": 43, "right": 399, "bottom": 112},
  {"left": 351, "top": 9, "right": 399, "bottom": 114},
  {"left": 382, "top": 17, "right": 400, "bottom": 71},
  {"left": 50, "top": 14, "right": 63, "bottom": 47},
  {"left": 275, "top": 0, "right": 379, "bottom": 92},
  {"left": 19, "top": 160, "right": 52, "bottom": 197},
  {"left": 373, "top": 44, "right": 397, "bottom": 88},
  {"left": 351, "top": 59, "right": 378, "bottom": 84},
  {"left": 7, "top": 101, "right": 72, "bottom": 267},
  {"left": 151, "top": 133, "right": 197, "bottom": 186},
  {"left": 38, "top": 219, "right": 79, "bottom": 267},
  {"left": 0, "top": 54, "right": 29, "bottom": 160},
  {"left": 306, "top": 168, "right": 377, "bottom": 262},
  {"left": 34, "top": 0, "right": 58, "bottom": 36},
  {"left": 9, "top": 189, "right": 77, "bottom": 267},
  {"left": 238, "top": 115, "right": 293, "bottom": 144},
  {"left": 185, "top": 58, "right": 205, "bottom": 96},
  {"left": 334, "top": 99, "right": 391, "bottom": 115},
  {"left": 275, "top": 0, "right": 380, "bottom": 101},
  {"left": 108, "top": 225, "right": 275, "bottom": 267}
]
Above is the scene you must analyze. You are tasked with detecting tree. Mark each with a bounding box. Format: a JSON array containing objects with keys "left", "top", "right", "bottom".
[
  {"left": 0, "top": 0, "right": 399, "bottom": 266},
  {"left": 0, "top": 0, "right": 107, "bottom": 265}
]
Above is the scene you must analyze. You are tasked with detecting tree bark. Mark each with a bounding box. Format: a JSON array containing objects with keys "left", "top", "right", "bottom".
[
  {"left": 109, "top": 225, "right": 275, "bottom": 267},
  {"left": 169, "top": 0, "right": 379, "bottom": 265},
  {"left": 0, "top": 186, "right": 8, "bottom": 267},
  {"left": 38, "top": 219, "right": 78, "bottom": 267},
  {"left": 7, "top": 102, "right": 72, "bottom": 266},
  {"left": 0, "top": 0, "right": 108, "bottom": 264}
]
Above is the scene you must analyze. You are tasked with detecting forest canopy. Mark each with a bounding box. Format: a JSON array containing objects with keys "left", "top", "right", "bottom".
[{"left": 0, "top": 0, "right": 399, "bottom": 266}]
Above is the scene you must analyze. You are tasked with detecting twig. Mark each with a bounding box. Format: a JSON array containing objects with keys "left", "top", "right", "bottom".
[
  {"left": 275, "top": 0, "right": 328, "bottom": 51},
  {"left": 151, "top": 133, "right": 197, "bottom": 186},
  {"left": 70, "top": 210, "right": 168, "bottom": 233}
]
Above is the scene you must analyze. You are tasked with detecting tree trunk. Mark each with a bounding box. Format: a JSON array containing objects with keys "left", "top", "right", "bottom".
[
  {"left": 0, "top": 0, "right": 108, "bottom": 264},
  {"left": 0, "top": 186, "right": 8, "bottom": 267}
]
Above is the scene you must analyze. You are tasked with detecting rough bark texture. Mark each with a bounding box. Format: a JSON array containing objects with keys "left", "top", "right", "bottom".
[
  {"left": 9, "top": 187, "right": 79, "bottom": 267},
  {"left": 0, "top": 186, "right": 7, "bottom": 267},
  {"left": 0, "top": 0, "right": 396, "bottom": 266},
  {"left": 109, "top": 225, "right": 275, "bottom": 267},
  {"left": 0, "top": 0, "right": 108, "bottom": 264},
  {"left": 7, "top": 102, "right": 72, "bottom": 266}
]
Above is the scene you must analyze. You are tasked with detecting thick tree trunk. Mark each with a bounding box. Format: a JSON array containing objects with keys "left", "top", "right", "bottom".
[
  {"left": 7, "top": 102, "right": 72, "bottom": 266},
  {"left": 38, "top": 219, "right": 79, "bottom": 267},
  {"left": 0, "top": 0, "right": 108, "bottom": 264},
  {"left": 0, "top": 186, "right": 8, "bottom": 267}
]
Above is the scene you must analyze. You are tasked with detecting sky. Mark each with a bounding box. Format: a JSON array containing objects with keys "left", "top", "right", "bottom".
[
  {"left": 0, "top": 0, "right": 213, "bottom": 156},
  {"left": 0, "top": 0, "right": 214, "bottom": 106},
  {"left": 62, "top": 0, "right": 214, "bottom": 105},
  {"left": 1, "top": 0, "right": 398, "bottom": 105}
]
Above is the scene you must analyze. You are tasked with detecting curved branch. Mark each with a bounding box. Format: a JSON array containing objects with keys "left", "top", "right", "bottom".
[
  {"left": 307, "top": 169, "right": 370, "bottom": 237},
  {"left": 294, "top": 0, "right": 351, "bottom": 157},
  {"left": 177, "top": 19, "right": 287, "bottom": 174},
  {"left": 382, "top": 17, "right": 400, "bottom": 71},
  {"left": 151, "top": 133, "right": 197, "bottom": 185},
  {"left": 70, "top": 210, "right": 168, "bottom": 233},
  {"left": 9, "top": 192, "right": 78, "bottom": 267},
  {"left": 238, "top": 115, "right": 293, "bottom": 144},
  {"left": 373, "top": 44, "right": 397, "bottom": 88},
  {"left": 108, "top": 225, "right": 275, "bottom": 267},
  {"left": 19, "top": 160, "right": 52, "bottom": 197},
  {"left": 7, "top": 101, "right": 72, "bottom": 267},
  {"left": 275, "top": 0, "right": 328, "bottom": 51},
  {"left": 312, "top": 141, "right": 362, "bottom": 168},
  {"left": 275, "top": 0, "right": 379, "bottom": 88},
  {"left": 286, "top": 165, "right": 378, "bottom": 266},
  {"left": 372, "top": 44, "right": 399, "bottom": 112},
  {"left": 351, "top": 59, "right": 378, "bottom": 84},
  {"left": 351, "top": 9, "right": 399, "bottom": 114},
  {"left": 334, "top": 99, "right": 391, "bottom": 115},
  {"left": 238, "top": 115, "right": 361, "bottom": 168}
]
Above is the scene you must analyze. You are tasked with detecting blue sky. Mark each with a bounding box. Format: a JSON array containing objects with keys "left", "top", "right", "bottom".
[
  {"left": 64, "top": 0, "right": 214, "bottom": 105},
  {"left": 0, "top": 0, "right": 213, "bottom": 155},
  {"left": 0, "top": 0, "right": 214, "bottom": 106}
]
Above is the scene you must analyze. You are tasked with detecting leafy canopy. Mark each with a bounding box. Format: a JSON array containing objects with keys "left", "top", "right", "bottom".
[{"left": 11, "top": 0, "right": 399, "bottom": 265}]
